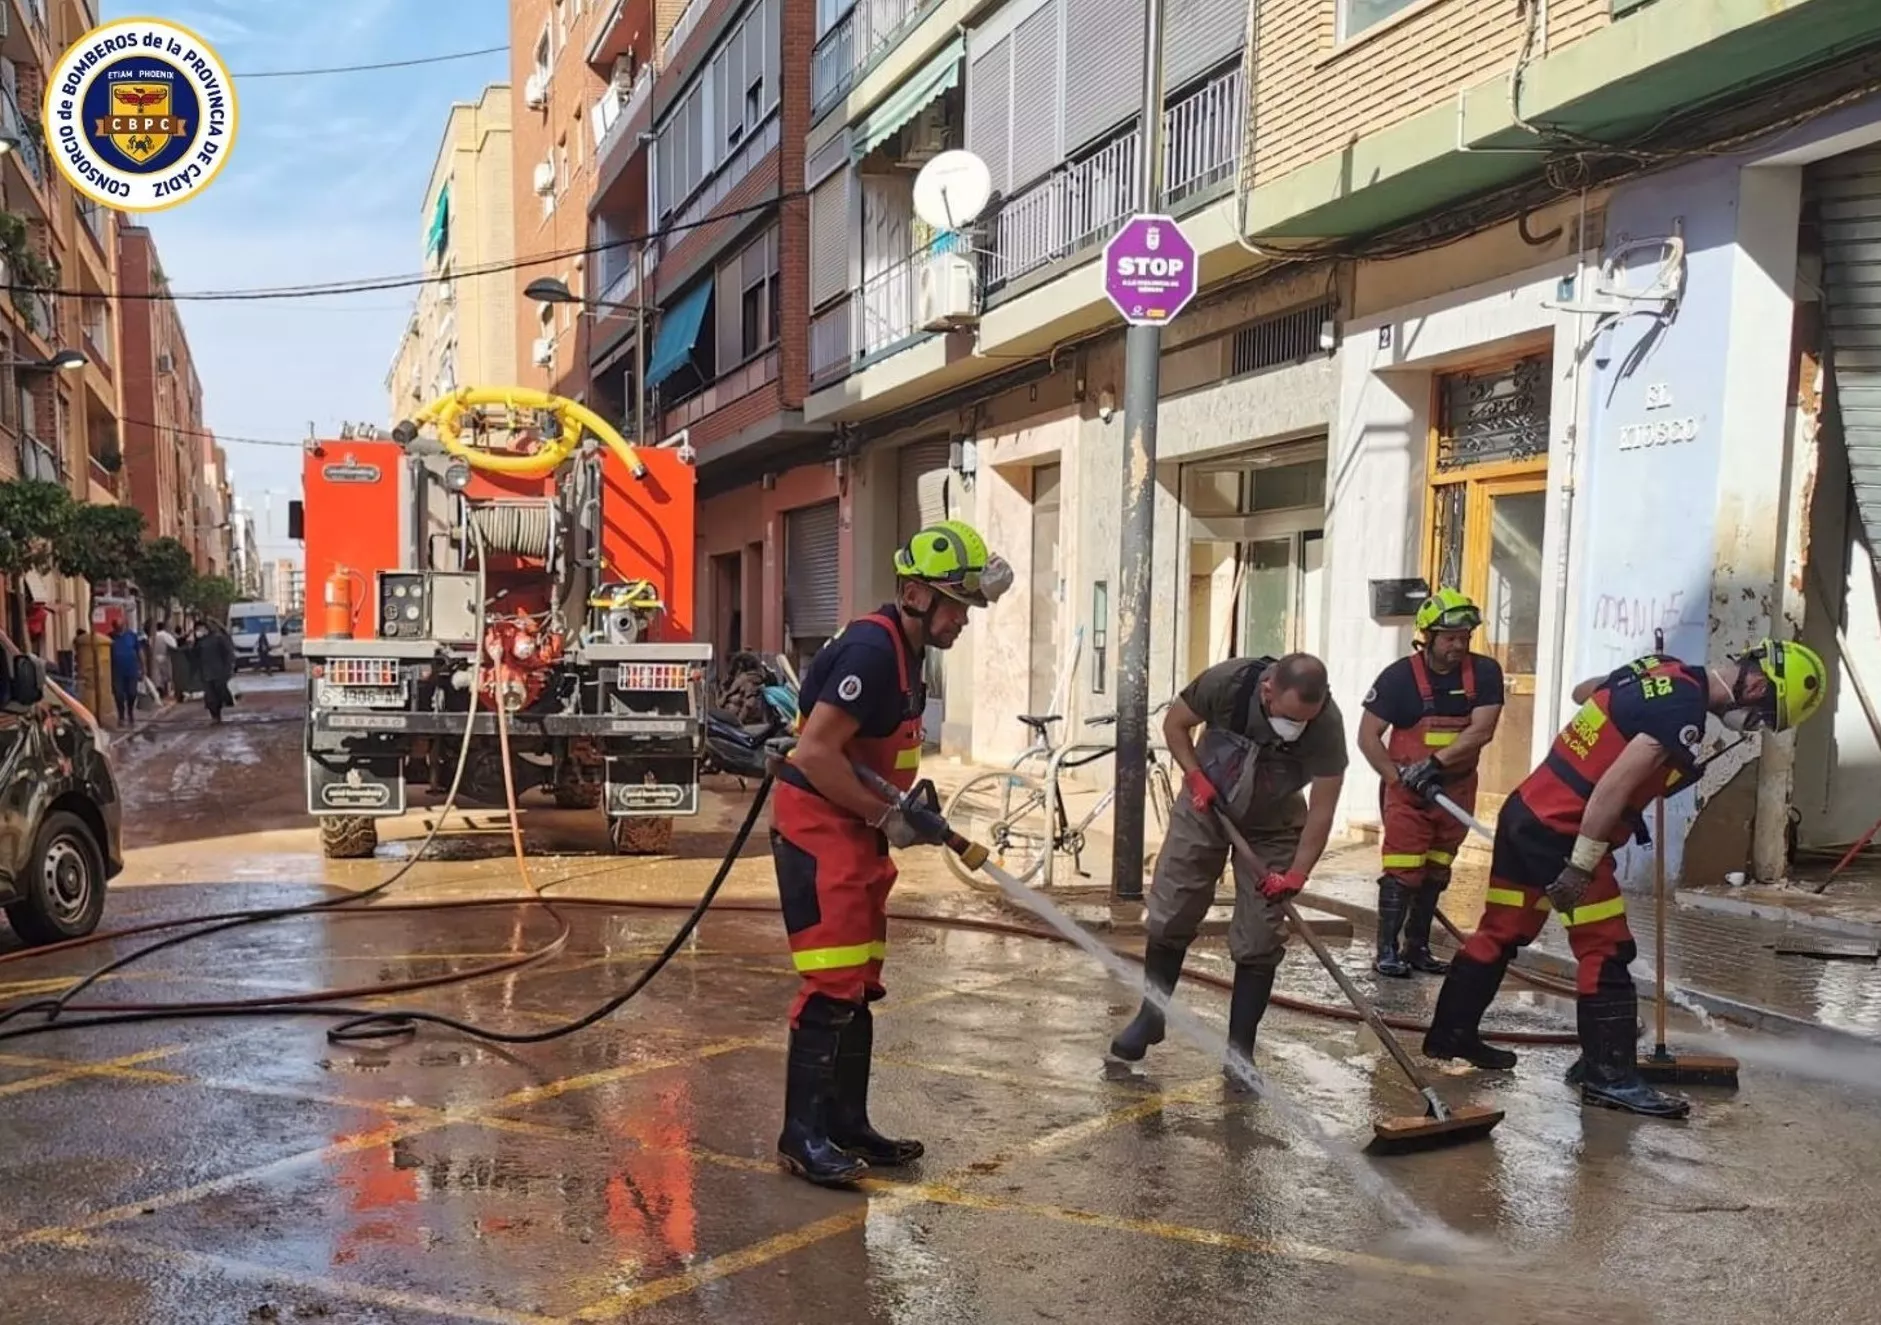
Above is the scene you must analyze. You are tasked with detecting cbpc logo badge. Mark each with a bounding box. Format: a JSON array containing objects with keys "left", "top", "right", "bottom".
[{"left": 43, "top": 17, "right": 238, "bottom": 212}]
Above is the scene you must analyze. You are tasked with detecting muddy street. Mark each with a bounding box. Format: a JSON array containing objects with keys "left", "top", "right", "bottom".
[{"left": 0, "top": 687, "right": 1877, "bottom": 1323}]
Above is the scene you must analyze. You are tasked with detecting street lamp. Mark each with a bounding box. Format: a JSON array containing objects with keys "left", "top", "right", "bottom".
[
  {"left": 524, "top": 266, "right": 649, "bottom": 446},
  {"left": 0, "top": 348, "right": 88, "bottom": 372}
]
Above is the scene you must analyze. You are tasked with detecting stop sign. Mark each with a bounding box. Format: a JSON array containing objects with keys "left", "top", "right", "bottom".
[{"left": 1103, "top": 214, "right": 1198, "bottom": 327}]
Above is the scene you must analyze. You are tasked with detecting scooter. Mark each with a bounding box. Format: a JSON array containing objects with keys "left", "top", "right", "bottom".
[{"left": 703, "top": 653, "right": 798, "bottom": 782}]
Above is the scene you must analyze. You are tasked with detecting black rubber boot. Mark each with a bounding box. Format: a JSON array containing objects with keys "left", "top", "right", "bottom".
[
  {"left": 1422, "top": 953, "right": 1518, "bottom": 1070},
  {"left": 1373, "top": 877, "right": 1411, "bottom": 978},
  {"left": 1224, "top": 962, "right": 1277, "bottom": 1092},
  {"left": 1403, "top": 883, "right": 1451, "bottom": 976},
  {"left": 1578, "top": 991, "right": 1691, "bottom": 1119},
  {"left": 828, "top": 1004, "right": 923, "bottom": 1166},
  {"left": 777, "top": 999, "right": 870, "bottom": 1187},
  {"left": 1109, "top": 941, "right": 1187, "bottom": 1062}
]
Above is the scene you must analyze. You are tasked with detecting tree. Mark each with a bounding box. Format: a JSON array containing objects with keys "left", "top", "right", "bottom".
[
  {"left": 133, "top": 537, "right": 195, "bottom": 612},
  {"left": 57, "top": 503, "right": 145, "bottom": 589},
  {"left": 0, "top": 480, "right": 73, "bottom": 635},
  {"left": 183, "top": 574, "right": 237, "bottom": 623}
]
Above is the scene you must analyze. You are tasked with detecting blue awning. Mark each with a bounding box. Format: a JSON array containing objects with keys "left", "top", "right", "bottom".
[
  {"left": 425, "top": 184, "right": 450, "bottom": 260},
  {"left": 644, "top": 281, "right": 712, "bottom": 390}
]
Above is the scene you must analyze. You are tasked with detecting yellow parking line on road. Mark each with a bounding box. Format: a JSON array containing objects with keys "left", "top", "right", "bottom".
[
  {"left": 566, "top": 1069, "right": 1229, "bottom": 1318},
  {"left": 486, "top": 1037, "right": 762, "bottom": 1112},
  {"left": 40, "top": 1230, "right": 565, "bottom": 1325},
  {"left": 571, "top": 1210, "right": 871, "bottom": 1320}
]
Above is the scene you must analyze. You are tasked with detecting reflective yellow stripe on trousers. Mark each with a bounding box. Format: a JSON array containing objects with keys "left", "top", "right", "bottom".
[
  {"left": 1382, "top": 853, "right": 1425, "bottom": 870},
  {"left": 792, "top": 941, "right": 888, "bottom": 973},
  {"left": 1482, "top": 888, "right": 1626, "bottom": 927},
  {"left": 1424, "top": 731, "right": 1459, "bottom": 747}
]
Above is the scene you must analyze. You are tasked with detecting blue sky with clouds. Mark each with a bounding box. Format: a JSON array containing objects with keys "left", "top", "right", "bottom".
[{"left": 101, "top": 0, "right": 511, "bottom": 560}]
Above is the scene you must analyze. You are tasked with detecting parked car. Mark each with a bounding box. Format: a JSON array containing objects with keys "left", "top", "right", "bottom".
[
  {"left": 0, "top": 633, "right": 123, "bottom": 945},
  {"left": 228, "top": 600, "right": 287, "bottom": 673},
  {"left": 281, "top": 613, "right": 304, "bottom": 660}
]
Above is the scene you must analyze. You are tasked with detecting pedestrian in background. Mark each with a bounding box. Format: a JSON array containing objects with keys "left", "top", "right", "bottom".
[
  {"left": 195, "top": 620, "right": 237, "bottom": 723},
  {"left": 151, "top": 620, "right": 178, "bottom": 702},
  {"left": 108, "top": 621, "right": 143, "bottom": 729}
]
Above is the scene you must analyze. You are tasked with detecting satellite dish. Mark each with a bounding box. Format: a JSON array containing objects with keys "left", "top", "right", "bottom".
[{"left": 912, "top": 150, "right": 992, "bottom": 233}]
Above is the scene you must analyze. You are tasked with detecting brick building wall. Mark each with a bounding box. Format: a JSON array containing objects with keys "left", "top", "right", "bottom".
[
  {"left": 1250, "top": 0, "right": 1609, "bottom": 186},
  {"left": 509, "top": 0, "right": 606, "bottom": 395}
]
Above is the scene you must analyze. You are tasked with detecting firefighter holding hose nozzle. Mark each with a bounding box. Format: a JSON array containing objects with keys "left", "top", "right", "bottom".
[
  {"left": 770, "top": 520, "right": 1012, "bottom": 1188},
  {"left": 1423, "top": 638, "right": 1828, "bottom": 1118}
]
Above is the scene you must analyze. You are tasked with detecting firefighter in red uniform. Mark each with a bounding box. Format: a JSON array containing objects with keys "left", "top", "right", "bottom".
[
  {"left": 1423, "top": 638, "right": 1829, "bottom": 1118},
  {"left": 770, "top": 519, "right": 1012, "bottom": 1187},
  {"left": 1357, "top": 589, "right": 1504, "bottom": 978}
]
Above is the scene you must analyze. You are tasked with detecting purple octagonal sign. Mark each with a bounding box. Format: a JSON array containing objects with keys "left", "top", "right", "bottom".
[{"left": 1103, "top": 214, "right": 1197, "bottom": 327}]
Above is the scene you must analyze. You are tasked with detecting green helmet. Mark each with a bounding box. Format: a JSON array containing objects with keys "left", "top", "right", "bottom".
[
  {"left": 1746, "top": 637, "right": 1828, "bottom": 733},
  {"left": 1415, "top": 587, "right": 1482, "bottom": 636},
  {"left": 894, "top": 519, "right": 1011, "bottom": 608}
]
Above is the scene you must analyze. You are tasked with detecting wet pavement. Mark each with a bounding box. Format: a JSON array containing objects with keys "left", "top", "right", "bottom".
[{"left": 0, "top": 687, "right": 1877, "bottom": 1321}]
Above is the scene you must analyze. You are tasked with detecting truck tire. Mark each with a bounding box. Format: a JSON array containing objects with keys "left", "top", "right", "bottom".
[
  {"left": 5, "top": 812, "right": 107, "bottom": 946},
  {"left": 321, "top": 816, "right": 379, "bottom": 860},
  {"left": 610, "top": 815, "right": 673, "bottom": 856}
]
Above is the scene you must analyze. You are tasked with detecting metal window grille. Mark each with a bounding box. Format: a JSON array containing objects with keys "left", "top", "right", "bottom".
[
  {"left": 1228, "top": 300, "right": 1333, "bottom": 378},
  {"left": 1435, "top": 354, "right": 1552, "bottom": 471}
]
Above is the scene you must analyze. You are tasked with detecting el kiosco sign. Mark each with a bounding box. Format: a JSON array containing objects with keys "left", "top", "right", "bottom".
[{"left": 43, "top": 17, "right": 238, "bottom": 212}]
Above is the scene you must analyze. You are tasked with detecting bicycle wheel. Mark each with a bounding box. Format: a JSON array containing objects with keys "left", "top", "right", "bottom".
[{"left": 941, "top": 768, "right": 1058, "bottom": 892}]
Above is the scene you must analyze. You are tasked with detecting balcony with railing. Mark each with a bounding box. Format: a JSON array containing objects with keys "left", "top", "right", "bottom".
[
  {"left": 812, "top": 241, "right": 973, "bottom": 386},
  {"left": 659, "top": 346, "right": 779, "bottom": 437},
  {"left": 0, "top": 98, "right": 47, "bottom": 200},
  {"left": 76, "top": 198, "right": 109, "bottom": 256},
  {"left": 592, "top": 65, "right": 653, "bottom": 188},
  {"left": 812, "top": 0, "right": 937, "bottom": 118},
  {"left": 983, "top": 64, "right": 1243, "bottom": 295},
  {"left": 660, "top": 0, "right": 703, "bottom": 69}
]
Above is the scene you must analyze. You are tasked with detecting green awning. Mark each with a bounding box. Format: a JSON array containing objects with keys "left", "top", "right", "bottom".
[
  {"left": 644, "top": 281, "right": 713, "bottom": 390},
  {"left": 426, "top": 184, "right": 450, "bottom": 260},
  {"left": 852, "top": 38, "right": 964, "bottom": 161}
]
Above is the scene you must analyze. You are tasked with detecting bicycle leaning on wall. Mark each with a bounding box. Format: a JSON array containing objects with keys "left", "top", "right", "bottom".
[{"left": 941, "top": 701, "right": 1178, "bottom": 893}]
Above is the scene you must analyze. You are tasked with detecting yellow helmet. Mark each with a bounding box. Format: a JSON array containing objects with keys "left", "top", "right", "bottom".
[
  {"left": 894, "top": 519, "right": 1012, "bottom": 607},
  {"left": 1414, "top": 587, "right": 1481, "bottom": 636},
  {"left": 1747, "top": 638, "right": 1828, "bottom": 732}
]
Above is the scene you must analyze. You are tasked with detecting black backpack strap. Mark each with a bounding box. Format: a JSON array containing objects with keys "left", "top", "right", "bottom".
[{"left": 1232, "top": 656, "right": 1278, "bottom": 737}]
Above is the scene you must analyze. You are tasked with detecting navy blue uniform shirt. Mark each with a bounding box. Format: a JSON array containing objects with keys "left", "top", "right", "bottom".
[{"left": 797, "top": 606, "right": 924, "bottom": 739}]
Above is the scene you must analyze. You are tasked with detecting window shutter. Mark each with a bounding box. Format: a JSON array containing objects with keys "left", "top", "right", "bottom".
[
  {"left": 1065, "top": 0, "right": 1143, "bottom": 150},
  {"left": 1006, "top": 0, "right": 1061, "bottom": 192},
  {"left": 1163, "top": 0, "right": 1243, "bottom": 92},
  {"left": 966, "top": 37, "right": 1011, "bottom": 196},
  {"left": 717, "top": 256, "right": 742, "bottom": 369},
  {"left": 810, "top": 173, "right": 850, "bottom": 309},
  {"left": 785, "top": 501, "right": 843, "bottom": 639}
]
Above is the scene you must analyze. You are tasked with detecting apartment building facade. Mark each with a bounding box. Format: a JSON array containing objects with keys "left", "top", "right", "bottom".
[
  {"left": 117, "top": 223, "right": 213, "bottom": 570},
  {"left": 388, "top": 85, "right": 519, "bottom": 424},
  {"left": 0, "top": 0, "right": 126, "bottom": 661},
  {"left": 199, "top": 432, "right": 234, "bottom": 580}
]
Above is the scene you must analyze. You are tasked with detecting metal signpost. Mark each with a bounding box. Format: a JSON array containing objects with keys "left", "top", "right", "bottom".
[{"left": 1107, "top": 0, "right": 1190, "bottom": 903}]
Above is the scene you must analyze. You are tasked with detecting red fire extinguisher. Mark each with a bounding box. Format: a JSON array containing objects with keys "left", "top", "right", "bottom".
[{"left": 324, "top": 565, "right": 358, "bottom": 639}]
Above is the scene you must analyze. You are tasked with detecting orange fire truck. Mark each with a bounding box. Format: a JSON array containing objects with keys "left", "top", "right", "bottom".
[{"left": 295, "top": 389, "right": 708, "bottom": 859}]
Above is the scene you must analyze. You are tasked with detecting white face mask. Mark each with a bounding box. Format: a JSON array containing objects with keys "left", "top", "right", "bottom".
[{"left": 1268, "top": 715, "right": 1307, "bottom": 743}]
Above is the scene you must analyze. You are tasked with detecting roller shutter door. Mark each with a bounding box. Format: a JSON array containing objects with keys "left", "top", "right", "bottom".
[{"left": 784, "top": 500, "right": 842, "bottom": 642}]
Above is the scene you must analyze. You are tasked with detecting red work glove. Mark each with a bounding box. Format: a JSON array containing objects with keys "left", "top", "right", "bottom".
[
  {"left": 1184, "top": 767, "right": 1218, "bottom": 814},
  {"left": 1259, "top": 870, "right": 1307, "bottom": 901}
]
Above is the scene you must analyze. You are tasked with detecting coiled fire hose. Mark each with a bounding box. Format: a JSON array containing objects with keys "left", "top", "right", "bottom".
[{"left": 406, "top": 385, "right": 648, "bottom": 481}]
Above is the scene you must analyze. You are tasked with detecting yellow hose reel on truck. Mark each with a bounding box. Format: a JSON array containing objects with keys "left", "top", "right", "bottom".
[{"left": 404, "top": 385, "right": 649, "bottom": 482}]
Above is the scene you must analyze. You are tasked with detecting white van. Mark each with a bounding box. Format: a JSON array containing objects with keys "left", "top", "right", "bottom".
[{"left": 227, "top": 601, "right": 286, "bottom": 672}]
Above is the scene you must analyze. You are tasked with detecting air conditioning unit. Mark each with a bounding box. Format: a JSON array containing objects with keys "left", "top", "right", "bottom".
[
  {"left": 523, "top": 71, "right": 549, "bottom": 109},
  {"left": 919, "top": 252, "right": 980, "bottom": 332},
  {"left": 533, "top": 159, "right": 556, "bottom": 195},
  {"left": 899, "top": 104, "right": 948, "bottom": 167},
  {"left": 532, "top": 336, "right": 555, "bottom": 367},
  {"left": 156, "top": 351, "right": 174, "bottom": 374}
]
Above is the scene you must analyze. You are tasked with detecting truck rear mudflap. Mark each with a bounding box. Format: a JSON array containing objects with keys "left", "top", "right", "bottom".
[{"left": 306, "top": 754, "right": 407, "bottom": 817}]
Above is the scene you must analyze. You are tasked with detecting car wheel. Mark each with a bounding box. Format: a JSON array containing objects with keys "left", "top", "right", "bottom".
[
  {"left": 5, "top": 811, "right": 107, "bottom": 946},
  {"left": 320, "top": 816, "right": 380, "bottom": 859}
]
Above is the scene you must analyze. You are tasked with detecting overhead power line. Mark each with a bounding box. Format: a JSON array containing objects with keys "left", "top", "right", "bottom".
[
  {"left": 0, "top": 193, "right": 800, "bottom": 305},
  {"left": 234, "top": 46, "right": 510, "bottom": 79}
]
